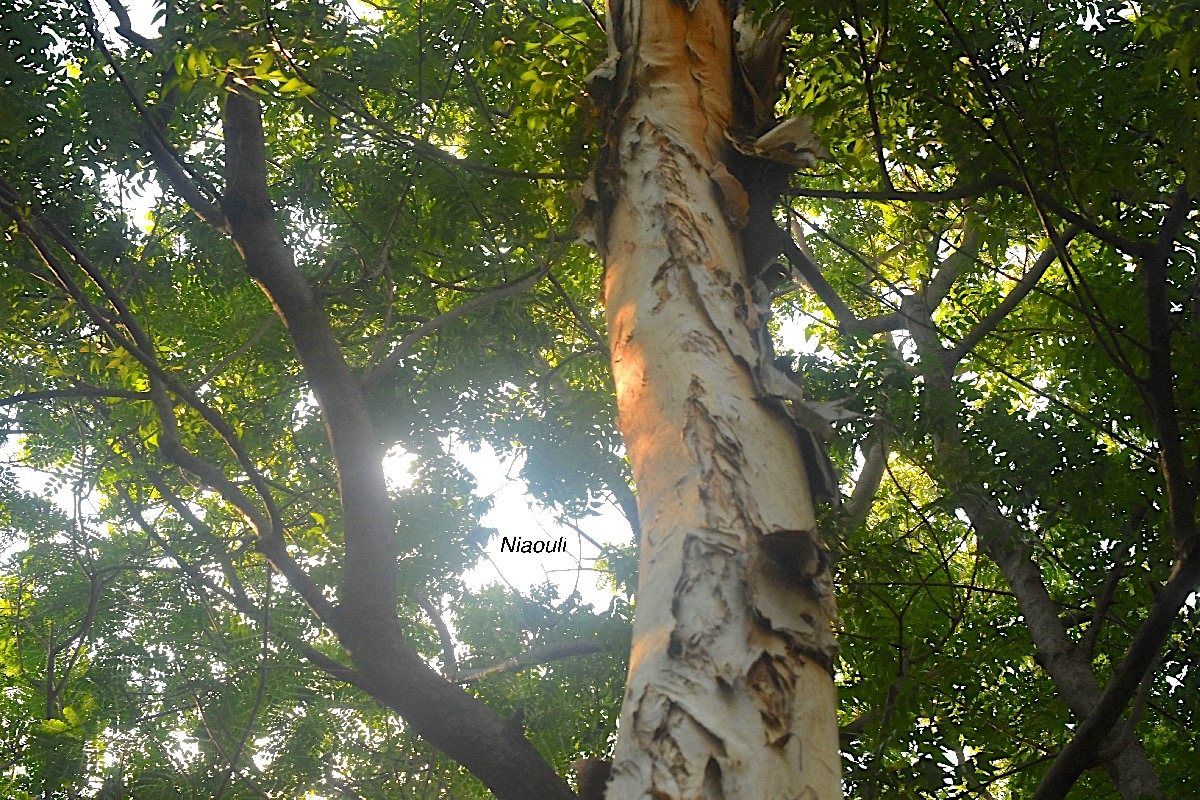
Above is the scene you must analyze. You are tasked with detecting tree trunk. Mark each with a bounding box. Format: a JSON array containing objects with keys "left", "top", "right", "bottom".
[{"left": 588, "top": 2, "right": 843, "bottom": 797}]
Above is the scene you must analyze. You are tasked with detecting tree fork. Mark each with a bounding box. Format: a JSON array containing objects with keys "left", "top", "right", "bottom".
[{"left": 585, "top": 2, "right": 842, "bottom": 797}]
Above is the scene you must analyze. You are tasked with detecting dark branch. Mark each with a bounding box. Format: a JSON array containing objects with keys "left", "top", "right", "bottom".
[
  {"left": 81, "top": 3, "right": 229, "bottom": 231},
  {"left": 1081, "top": 512, "right": 1143, "bottom": 659},
  {"left": 779, "top": 235, "right": 901, "bottom": 333},
  {"left": 1141, "top": 185, "right": 1197, "bottom": 558},
  {"left": 1030, "top": 553, "right": 1200, "bottom": 800},
  {"left": 848, "top": 0, "right": 894, "bottom": 192},
  {"left": 417, "top": 594, "right": 460, "bottom": 679},
  {"left": 364, "top": 267, "right": 548, "bottom": 390},
  {"left": 219, "top": 89, "right": 575, "bottom": 800},
  {"left": 944, "top": 225, "right": 1081, "bottom": 366},
  {"left": 98, "top": 0, "right": 159, "bottom": 51},
  {"left": 789, "top": 175, "right": 1004, "bottom": 203},
  {"left": 0, "top": 387, "right": 150, "bottom": 408},
  {"left": 456, "top": 638, "right": 608, "bottom": 683}
]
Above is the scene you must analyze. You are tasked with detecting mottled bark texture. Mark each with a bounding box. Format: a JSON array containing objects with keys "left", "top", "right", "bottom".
[{"left": 581, "top": 2, "right": 843, "bottom": 798}]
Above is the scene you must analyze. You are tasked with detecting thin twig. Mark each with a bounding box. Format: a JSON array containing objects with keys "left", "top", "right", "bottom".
[{"left": 456, "top": 638, "right": 607, "bottom": 683}]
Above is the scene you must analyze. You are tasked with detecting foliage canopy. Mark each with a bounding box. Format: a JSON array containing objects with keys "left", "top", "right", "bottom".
[{"left": 0, "top": 0, "right": 1196, "bottom": 797}]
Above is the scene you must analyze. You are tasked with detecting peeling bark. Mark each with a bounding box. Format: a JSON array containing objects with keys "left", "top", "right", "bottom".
[{"left": 590, "top": 2, "right": 842, "bottom": 797}]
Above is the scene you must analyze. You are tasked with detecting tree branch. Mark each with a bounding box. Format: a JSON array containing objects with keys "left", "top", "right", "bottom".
[
  {"left": 0, "top": 387, "right": 150, "bottom": 408},
  {"left": 903, "top": 292, "right": 1163, "bottom": 798},
  {"left": 1031, "top": 186, "right": 1199, "bottom": 800},
  {"left": 81, "top": 3, "right": 229, "bottom": 231},
  {"left": 0, "top": 181, "right": 280, "bottom": 534},
  {"left": 924, "top": 220, "right": 980, "bottom": 309},
  {"left": 119, "top": 478, "right": 371, "bottom": 697},
  {"left": 1081, "top": 514, "right": 1142, "bottom": 660},
  {"left": 847, "top": 0, "right": 894, "bottom": 192},
  {"left": 456, "top": 638, "right": 608, "bottom": 683},
  {"left": 364, "top": 266, "right": 549, "bottom": 390},
  {"left": 1141, "top": 185, "right": 1196, "bottom": 559},
  {"left": 142, "top": 471, "right": 250, "bottom": 608},
  {"left": 417, "top": 593, "right": 459, "bottom": 679},
  {"left": 944, "top": 225, "right": 1080, "bottom": 366},
  {"left": 546, "top": 272, "right": 608, "bottom": 350},
  {"left": 791, "top": 172, "right": 1144, "bottom": 258},
  {"left": 779, "top": 234, "right": 903, "bottom": 333},
  {"left": 842, "top": 436, "right": 888, "bottom": 532},
  {"left": 97, "top": 0, "right": 159, "bottom": 52},
  {"left": 1031, "top": 553, "right": 1200, "bottom": 800},
  {"left": 788, "top": 175, "right": 1004, "bottom": 203}
]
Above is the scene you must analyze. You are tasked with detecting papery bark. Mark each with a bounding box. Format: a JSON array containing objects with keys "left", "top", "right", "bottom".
[{"left": 589, "top": 2, "right": 843, "bottom": 797}]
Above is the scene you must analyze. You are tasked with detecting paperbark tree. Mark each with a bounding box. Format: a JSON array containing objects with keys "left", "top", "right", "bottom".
[{"left": 579, "top": 2, "right": 843, "bottom": 797}]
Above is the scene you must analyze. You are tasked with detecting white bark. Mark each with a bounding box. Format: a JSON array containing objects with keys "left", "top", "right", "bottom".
[{"left": 588, "top": 2, "right": 843, "bottom": 798}]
